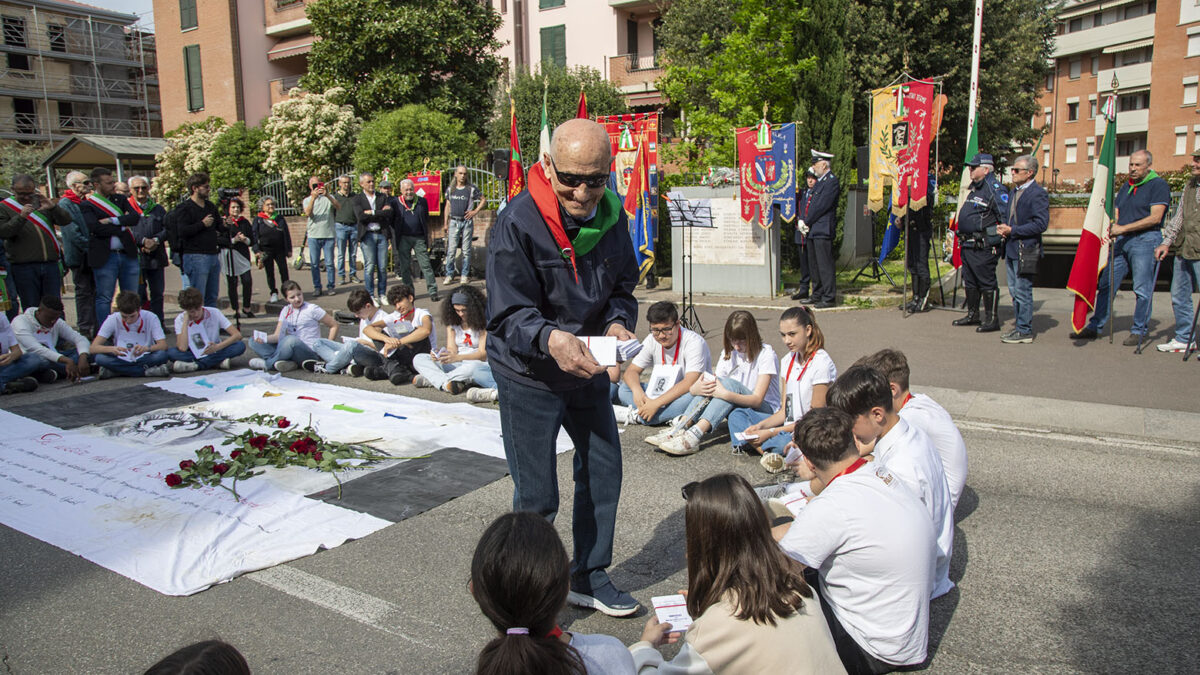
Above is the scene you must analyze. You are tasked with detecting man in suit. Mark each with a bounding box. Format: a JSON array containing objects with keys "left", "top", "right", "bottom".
[
  {"left": 996, "top": 154, "right": 1048, "bottom": 343},
  {"left": 81, "top": 167, "right": 141, "bottom": 326},
  {"left": 351, "top": 172, "right": 392, "bottom": 303},
  {"left": 790, "top": 168, "right": 816, "bottom": 300},
  {"left": 805, "top": 150, "right": 840, "bottom": 308}
]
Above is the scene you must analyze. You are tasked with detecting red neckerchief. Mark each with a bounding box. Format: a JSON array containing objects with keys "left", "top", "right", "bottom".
[
  {"left": 121, "top": 314, "right": 144, "bottom": 334},
  {"left": 547, "top": 625, "right": 564, "bottom": 639},
  {"left": 462, "top": 329, "right": 474, "bottom": 347},
  {"left": 398, "top": 197, "right": 416, "bottom": 213},
  {"left": 399, "top": 308, "right": 415, "bottom": 322},
  {"left": 899, "top": 392, "right": 914, "bottom": 409},
  {"left": 660, "top": 327, "right": 682, "bottom": 365},
  {"left": 190, "top": 309, "right": 208, "bottom": 327},
  {"left": 64, "top": 190, "right": 83, "bottom": 204},
  {"left": 258, "top": 212, "right": 273, "bottom": 221},
  {"left": 527, "top": 162, "right": 579, "bottom": 283},
  {"left": 128, "top": 199, "right": 145, "bottom": 216},
  {"left": 825, "top": 457, "right": 868, "bottom": 488},
  {"left": 784, "top": 351, "right": 815, "bottom": 382}
]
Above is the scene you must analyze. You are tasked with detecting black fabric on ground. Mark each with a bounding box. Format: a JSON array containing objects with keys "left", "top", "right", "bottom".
[{"left": 5, "top": 386, "right": 203, "bottom": 429}]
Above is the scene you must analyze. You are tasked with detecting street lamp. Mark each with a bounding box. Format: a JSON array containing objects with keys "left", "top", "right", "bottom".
[{"left": 1053, "top": 167, "right": 1060, "bottom": 189}]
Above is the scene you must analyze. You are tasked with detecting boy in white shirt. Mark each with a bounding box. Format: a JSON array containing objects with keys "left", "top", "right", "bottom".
[
  {"left": 827, "top": 365, "right": 956, "bottom": 600},
  {"left": 778, "top": 407, "right": 935, "bottom": 673},
  {"left": 168, "top": 287, "right": 246, "bottom": 372},
  {"left": 617, "top": 301, "right": 712, "bottom": 425},
  {"left": 90, "top": 291, "right": 169, "bottom": 378},
  {"left": 0, "top": 313, "right": 41, "bottom": 394},
  {"left": 853, "top": 349, "right": 968, "bottom": 510},
  {"left": 12, "top": 296, "right": 92, "bottom": 382},
  {"left": 360, "top": 284, "right": 435, "bottom": 385}
]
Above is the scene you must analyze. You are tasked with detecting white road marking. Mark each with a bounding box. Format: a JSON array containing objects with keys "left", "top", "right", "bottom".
[
  {"left": 957, "top": 419, "right": 1200, "bottom": 457},
  {"left": 247, "top": 566, "right": 449, "bottom": 650}
]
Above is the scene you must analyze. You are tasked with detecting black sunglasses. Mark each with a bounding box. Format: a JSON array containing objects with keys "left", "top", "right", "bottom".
[
  {"left": 681, "top": 481, "right": 699, "bottom": 501},
  {"left": 549, "top": 158, "right": 609, "bottom": 189}
]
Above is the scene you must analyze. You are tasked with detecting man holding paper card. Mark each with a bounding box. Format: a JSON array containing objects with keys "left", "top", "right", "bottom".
[
  {"left": 617, "top": 301, "right": 712, "bottom": 425},
  {"left": 486, "top": 119, "right": 641, "bottom": 618}
]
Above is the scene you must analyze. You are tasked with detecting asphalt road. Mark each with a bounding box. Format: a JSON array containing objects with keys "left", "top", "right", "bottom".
[{"left": 1, "top": 293, "right": 1198, "bottom": 673}]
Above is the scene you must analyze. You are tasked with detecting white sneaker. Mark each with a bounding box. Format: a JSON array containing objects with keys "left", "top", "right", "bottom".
[
  {"left": 466, "top": 387, "right": 498, "bottom": 403},
  {"left": 144, "top": 364, "right": 171, "bottom": 378},
  {"left": 460, "top": 275, "right": 469, "bottom": 284},
  {"left": 248, "top": 357, "right": 267, "bottom": 371},
  {"left": 274, "top": 360, "right": 298, "bottom": 372},
  {"left": 760, "top": 452, "right": 786, "bottom": 473},
  {"left": 219, "top": 358, "right": 231, "bottom": 370},
  {"left": 269, "top": 292, "right": 279, "bottom": 303},
  {"left": 98, "top": 366, "right": 115, "bottom": 380},
  {"left": 412, "top": 374, "right": 433, "bottom": 388},
  {"left": 444, "top": 275, "right": 454, "bottom": 285},
  {"left": 645, "top": 424, "right": 684, "bottom": 448},
  {"left": 172, "top": 360, "right": 200, "bottom": 373},
  {"left": 613, "top": 405, "right": 641, "bottom": 425},
  {"left": 660, "top": 427, "right": 704, "bottom": 456},
  {"left": 1156, "top": 338, "right": 1194, "bottom": 353}
]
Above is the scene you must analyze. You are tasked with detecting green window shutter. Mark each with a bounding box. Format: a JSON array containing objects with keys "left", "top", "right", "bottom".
[
  {"left": 540, "top": 25, "right": 566, "bottom": 68},
  {"left": 183, "top": 45, "right": 204, "bottom": 111},
  {"left": 539, "top": 0, "right": 565, "bottom": 8},
  {"left": 179, "top": 0, "right": 197, "bottom": 30}
]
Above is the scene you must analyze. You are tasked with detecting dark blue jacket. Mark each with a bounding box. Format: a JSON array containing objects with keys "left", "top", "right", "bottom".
[
  {"left": 959, "top": 176, "right": 1008, "bottom": 238},
  {"left": 1003, "top": 180, "right": 1048, "bottom": 260},
  {"left": 130, "top": 201, "right": 169, "bottom": 269},
  {"left": 485, "top": 191, "right": 639, "bottom": 392},
  {"left": 802, "top": 171, "right": 839, "bottom": 239},
  {"left": 81, "top": 192, "right": 140, "bottom": 268}
]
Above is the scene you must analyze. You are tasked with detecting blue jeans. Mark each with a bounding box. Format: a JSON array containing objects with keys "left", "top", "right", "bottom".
[
  {"left": 615, "top": 380, "right": 697, "bottom": 425},
  {"left": 494, "top": 371, "right": 622, "bottom": 590},
  {"left": 1087, "top": 229, "right": 1163, "bottom": 336},
  {"left": 359, "top": 231, "right": 389, "bottom": 298},
  {"left": 308, "top": 237, "right": 336, "bottom": 290},
  {"left": 249, "top": 335, "right": 321, "bottom": 370},
  {"left": 1169, "top": 256, "right": 1200, "bottom": 343},
  {"left": 1006, "top": 257, "right": 1035, "bottom": 334},
  {"left": 93, "top": 251, "right": 140, "bottom": 325},
  {"left": 10, "top": 261, "right": 62, "bottom": 311},
  {"left": 42, "top": 348, "right": 79, "bottom": 378},
  {"left": 444, "top": 217, "right": 474, "bottom": 277},
  {"left": 167, "top": 341, "right": 246, "bottom": 370},
  {"left": 412, "top": 354, "right": 495, "bottom": 389},
  {"left": 335, "top": 223, "right": 358, "bottom": 278},
  {"left": 0, "top": 352, "right": 42, "bottom": 390},
  {"left": 728, "top": 407, "right": 793, "bottom": 454},
  {"left": 93, "top": 350, "right": 168, "bottom": 377},
  {"left": 320, "top": 340, "right": 377, "bottom": 372},
  {"left": 680, "top": 377, "right": 775, "bottom": 429},
  {"left": 182, "top": 253, "right": 222, "bottom": 309}
]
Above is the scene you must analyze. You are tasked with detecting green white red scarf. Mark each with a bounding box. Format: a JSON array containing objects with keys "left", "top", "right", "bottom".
[
  {"left": 526, "top": 162, "right": 620, "bottom": 283},
  {"left": 1, "top": 197, "right": 62, "bottom": 256}
]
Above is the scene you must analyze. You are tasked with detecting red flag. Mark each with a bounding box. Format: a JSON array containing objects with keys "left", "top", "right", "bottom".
[
  {"left": 623, "top": 141, "right": 645, "bottom": 217},
  {"left": 507, "top": 98, "right": 525, "bottom": 200},
  {"left": 576, "top": 89, "right": 588, "bottom": 119}
]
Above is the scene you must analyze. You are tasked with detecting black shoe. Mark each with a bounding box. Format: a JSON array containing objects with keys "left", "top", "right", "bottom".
[
  {"left": 952, "top": 313, "right": 980, "bottom": 326},
  {"left": 388, "top": 371, "right": 407, "bottom": 386},
  {"left": 3, "top": 376, "right": 38, "bottom": 394},
  {"left": 1071, "top": 326, "right": 1098, "bottom": 340},
  {"left": 446, "top": 380, "right": 467, "bottom": 395},
  {"left": 976, "top": 321, "right": 1000, "bottom": 333},
  {"left": 35, "top": 368, "right": 58, "bottom": 384},
  {"left": 790, "top": 289, "right": 810, "bottom": 301},
  {"left": 242, "top": 309, "right": 255, "bottom": 319},
  {"left": 814, "top": 301, "right": 835, "bottom": 309},
  {"left": 348, "top": 363, "right": 365, "bottom": 377},
  {"left": 301, "top": 359, "right": 320, "bottom": 372},
  {"left": 364, "top": 366, "right": 388, "bottom": 381},
  {"left": 430, "top": 292, "right": 440, "bottom": 303},
  {"left": 1123, "top": 334, "right": 1142, "bottom": 347}
]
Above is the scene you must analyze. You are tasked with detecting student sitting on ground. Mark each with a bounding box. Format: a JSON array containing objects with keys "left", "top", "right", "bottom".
[
  {"left": 617, "top": 300, "right": 711, "bottom": 426},
  {"left": 631, "top": 473, "right": 845, "bottom": 674},
  {"left": 12, "top": 296, "right": 91, "bottom": 382},
  {"left": 649, "top": 310, "right": 779, "bottom": 457},
  {"left": 0, "top": 312, "right": 42, "bottom": 394},
  {"left": 301, "top": 288, "right": 382, "bottom": 377},
  {"left": 359, "top": 284, "right": 435, "bottom": 385},
  {"left": 168, "top": 287, "right": 246, "bottom": 372},
  {"left": 247, "top": 280, "right": 339, "bottom": 372},
  {"left": 777, "top": 407, "right": 936, "bottom": 674},
  {"left": 90, "top": 291, "right": 169, "bottom": 378},
  {"left": 143, "top": 639, "right": 251, "bottom": 675},
  {"left": 471, "top": 511, "right": 636, "bottom": 675},
  {"left": 853, "top": 349, "right": 968, "bottom": 510},
  {"left": 412, "top": 285, "right": 495, "bottom": 398}
]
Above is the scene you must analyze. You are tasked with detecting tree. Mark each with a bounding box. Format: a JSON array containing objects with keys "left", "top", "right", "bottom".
[
  {"left": 302, "top": 0, "right": 503, "bottom": 136},
  {"left": 486, "top": 63, "right": 628, "bottom": 156},
  {"left": 207, "top": 122, "right": 268, "bottom": 192},
  {"left": 262, "top": 88, "right": 360, "bottom": 205},
  {"left": 0, "top": 141, "right": 51, "bottom": 186},
  {"left": 354, "top": 104, "right": 480, "bottom": 177},
  {"left": 152, "top": 116, "right": 229, "bottom": 204}
]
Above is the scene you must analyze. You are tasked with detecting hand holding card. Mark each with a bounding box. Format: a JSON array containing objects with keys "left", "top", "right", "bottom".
[{"left": 651, "top": 594, "right": 693, "bottom": 632}]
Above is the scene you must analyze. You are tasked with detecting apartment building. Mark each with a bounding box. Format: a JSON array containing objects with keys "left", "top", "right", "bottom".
[
  {"left": 495, "top": 0, "right": 667, "bottom": 109},
  {"left": 152, "top": 0, "right": 313, "bottom": 133},
  {"left": 0, "top": 0, "right": 160, "bottom": 141},
  {"left": 1036, "top": 0, "right": 1200, "bottom": 186}
]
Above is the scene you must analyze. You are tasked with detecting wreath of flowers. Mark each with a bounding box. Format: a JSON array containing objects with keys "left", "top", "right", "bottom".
[{"left": 165, "top": 414, "right": 390, "bottom": 501}]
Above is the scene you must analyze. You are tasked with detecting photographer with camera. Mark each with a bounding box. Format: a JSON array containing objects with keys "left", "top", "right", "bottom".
[
  {"left": 174, "top": 173, "right": 228, "bottom": 309},
  {"left": 303, "top": 177, "right": 339, "bottom": 296}
]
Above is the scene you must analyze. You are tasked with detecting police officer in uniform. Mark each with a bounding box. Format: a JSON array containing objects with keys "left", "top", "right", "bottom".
[{"left": 952, "top": 153, "right": 1008, "bottom": 332}]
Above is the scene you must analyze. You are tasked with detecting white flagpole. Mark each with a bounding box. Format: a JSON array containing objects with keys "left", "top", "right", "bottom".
[{"left": 968, "top": 0, "right": 983, "bottom": 134}]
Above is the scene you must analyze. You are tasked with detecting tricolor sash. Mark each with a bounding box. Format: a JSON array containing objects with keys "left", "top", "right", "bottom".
[
  {"left": 1, "top": 197, "right": 62, "bottom": 256},
  {"left": 86, "top": 193, "right": 134, "bottom": 243}
]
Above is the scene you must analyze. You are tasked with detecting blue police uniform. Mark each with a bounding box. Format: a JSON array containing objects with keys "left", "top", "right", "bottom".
[{"left": 953, "top": 154, "right": 1008, "bottom": 332}]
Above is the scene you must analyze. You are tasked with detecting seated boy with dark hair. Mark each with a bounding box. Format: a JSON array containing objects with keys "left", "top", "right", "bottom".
[
  {"left": 616, "top": 300, "right": 711, "bottom": 425},
  {"left": 361, "top": 284, "right": 434, "bottom": 385},
  {"left": 12, "top": 296, "right": 91, "bottom": 381},
  {"left": 168, "top": 287, "right": 245, "bottom": 372},
  {"left": 827, "top": 365, "right": 955, "bottom": 600},
  {"left": 90, "top": 291, "right": 170, "bottom": 378},
  {"left": 0, "top": 312, "right": 42, "bottom": 394},
  {"left": 302, "top": 288, "right": 392, "bottom": 377},
  {"left": 777, "top": 406, "right": 935, "bottom": 674}
]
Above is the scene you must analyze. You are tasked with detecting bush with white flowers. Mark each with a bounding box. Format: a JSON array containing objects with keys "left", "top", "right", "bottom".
[
  {"left": 262, "top": 88, "right": 361, "bottom": 205},
  {"left": 152, "top": 116, "right": 229, "bottom": 204}
]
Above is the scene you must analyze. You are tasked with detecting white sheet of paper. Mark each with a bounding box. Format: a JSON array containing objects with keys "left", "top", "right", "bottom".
[
  {"left": 784, "top": 444, "right": 803, "bottom": 465},
  {"left": 733, "top": 432, "right": 758, "bottom": 442},
  {"left": 652, "top": 594, "right": 693, "bottom": 632},
  {"left": 187, "top": 324, "right": 210, "bottom": 360},
  {"left": 253, "top": 330, "right": 268, "bottom": 343},
  {"left": 581, "top": 336, "right": 617, "bottom": 367},
  {"left": 118, "top": 344, "right": 139, "bottom": 363},
  {"left": 617, "top": 339, "right": 642, "bottom": 361}
]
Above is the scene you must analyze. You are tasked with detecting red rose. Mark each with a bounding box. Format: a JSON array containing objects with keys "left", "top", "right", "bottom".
[
  {"left": 213, "top": 463, "right": 229, "bottom": 475},
  {"left": 277, "top": 418, "right": 291, "bottom": 428},
  {"left": 248, "top": 435, "right": 269, "bottom": 450},
  {"left": 165, "top": 473, "right": 183, "bottom": 487},
  {"left": 312, "top": 451, "right": 323, "bottom": 462},
  {"left": 179, "top": 460, "right": 195, "bottom": 470},
  {"left": 230, "top": 450, "right": 242, "bottom": 460}
]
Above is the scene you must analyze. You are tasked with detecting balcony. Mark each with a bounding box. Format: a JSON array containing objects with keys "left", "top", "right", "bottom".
[
  {"left": 1096, "top": 107, "right": 1148, "bottom": 135},
  {"left": 0, "top": 112, "right": 151, "bottom": 140},
  {"left": 0, "top": 69, "right": 148, "bottom": 106},
  {"left": 1097, "top": 62, "right": 1151, "bottom": 92},
  {"left": 608, "top": 52, "right": 664, "bottom": 106},
  {"left": 1052, "top": 15, "right": 1155, "bottom": 58}
]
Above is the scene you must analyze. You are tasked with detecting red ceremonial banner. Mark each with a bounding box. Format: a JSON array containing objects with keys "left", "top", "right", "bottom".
[
  {"left": 407, "top": 171, "right": 442, "bottom": 216},
  {"left": 595, "top": 113, "right": 659, "bottom": 205}
]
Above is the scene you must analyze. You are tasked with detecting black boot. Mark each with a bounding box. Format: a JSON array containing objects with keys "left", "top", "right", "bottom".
[
  {"left": 952, "top": 288, "right": 980, "bottom": 326},
  {"left": 912, "top": 277, "right": 931, "bottom": 312},
  {"left": 976, "top": 290, "right": 1000, "bottom": 332}
]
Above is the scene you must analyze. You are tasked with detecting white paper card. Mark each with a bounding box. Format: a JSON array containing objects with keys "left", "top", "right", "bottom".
[
  {"left": 733, "top": 432, "right": 758, "bottom": 442},
  {"left": 187, "top": 323, "right": 210, "bottom": 360},
  {"left": 118, "top": 343, "right": 139, "bottom": 363},
  {"left": 253, "top": 330, "right": 268, "bottom": 343},
  {"left": 617, "top": 339, "right": 643, "bottom": 361},
  {"left": 784, "top": 443, "right": 803, "bottom": 465},
  {"left": 581, "top": 336, "right": 617, "bottom": 367},
  {"left": 652, "top": 595, "right": 693, "bottom": 632}
]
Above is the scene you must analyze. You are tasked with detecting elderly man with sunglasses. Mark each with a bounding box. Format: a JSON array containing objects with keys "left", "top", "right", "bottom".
[{"left": 487, "top": 119, "right": 641, "bottom": 618}]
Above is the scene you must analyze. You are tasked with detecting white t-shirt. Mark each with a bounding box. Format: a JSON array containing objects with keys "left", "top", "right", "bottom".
[
  {"left": 899, "top": 393, "right": 968, "bottom": 510},
  {"left": 97, "top": 310, "right": 165, "bottom": 350},
  {"left": 873, "top": 417, "right": 955, "bottom": 599},
  {"left": 714, "top": 344, "right": 781, "bottom": 411},
  {"left": 568, "top": 632, "right": 637, "bottom": 675},
  {"left": 452, "top": 325, "right": 482, "bottom": 354},
  {"left": 779, "top": 348, "right": 837, "bottom": 422},
  {"left": 357, "top": 308, "right": 387, "bottom": 345},
  {"left": 383, "top": 307, "right": 435, "bottom": 351},
  {"left": 631, "top": 326, "right": 712, "bottom": 373},
  {"left": 0, "top": 314, "right": 16, "bottom": 355},
  {"left": 278, "top": 302, "right": 326, "bottom": 346},
  {"left": 780, "top": 462, "right": 935, "bottom": 667},
  {"left": 174, "top": 307, "right": 231, "bottom": 345}
]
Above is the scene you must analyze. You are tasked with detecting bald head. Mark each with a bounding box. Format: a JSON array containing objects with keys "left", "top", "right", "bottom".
[
  {"left": 545, "top": 119, "right": 611, "bottom": 218},
  {"left": 547, "top": 119, "right": 611, "bottom": 168}
]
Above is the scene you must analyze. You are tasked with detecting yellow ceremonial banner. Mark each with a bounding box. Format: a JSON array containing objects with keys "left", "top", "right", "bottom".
[
  {"left": 868, "top": 87, "right": 900, "bottom": 212},
  {"left": 867, "top": 81, "right": 937, "bottom": 216}
]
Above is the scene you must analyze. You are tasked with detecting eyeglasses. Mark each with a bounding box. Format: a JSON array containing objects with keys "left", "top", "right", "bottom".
[
  {"left": 681, "top": 481, "right": 699, "bottom": 501},
  {"left": 1011, "top": 168, "right": 1029, "bottom": 174},
  {"left": 649, "top": 324, "right": 677, "bottom": 335},
  {"left": 549, "top": 158, "right": 609, "bottom": 189}
]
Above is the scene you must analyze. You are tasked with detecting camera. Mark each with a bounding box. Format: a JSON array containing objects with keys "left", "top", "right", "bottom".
[{"left": 216, "top": 187, "right": 242, "bottom": 214}]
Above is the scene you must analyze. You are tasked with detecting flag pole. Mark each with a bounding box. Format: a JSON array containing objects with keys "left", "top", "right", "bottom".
[
  {"left": 1108, "top": 73, "right": 1119, "bottom": 344},
  {"left": 967, "top": 0, "right": 983, "bottom": 140}
]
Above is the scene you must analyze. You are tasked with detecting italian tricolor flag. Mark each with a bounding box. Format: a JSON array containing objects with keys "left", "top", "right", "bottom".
[
  {"left": 507, "top": 97, "right": 525, "bottom": 201},
  {"left": 1067, "top": 95, "right": 1117, "bottom": 333},
  {"left": 947, "top": 114, "right": 979, "bottom": 269}
]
